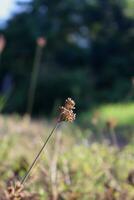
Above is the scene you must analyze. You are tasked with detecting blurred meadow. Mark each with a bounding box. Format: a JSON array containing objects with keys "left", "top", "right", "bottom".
[{"left": 0, "top": 0, "right": 134, "bottom": 199}]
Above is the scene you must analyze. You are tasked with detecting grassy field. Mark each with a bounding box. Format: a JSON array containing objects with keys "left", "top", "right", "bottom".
[{"left": 0, "top": 112, "right": 134, "bottom": 200}]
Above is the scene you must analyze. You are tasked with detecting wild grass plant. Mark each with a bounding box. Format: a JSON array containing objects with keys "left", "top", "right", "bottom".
[
  {"left": 0, "top": 98, "right": 76, "bottom": 199},
  {"left": 0, "top": 99, "right": 133, "bottom": 199}
]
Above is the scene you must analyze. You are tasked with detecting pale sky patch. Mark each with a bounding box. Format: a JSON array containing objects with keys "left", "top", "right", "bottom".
[{"left": 0, "top": 0, "right": 16, "bottom": 20}]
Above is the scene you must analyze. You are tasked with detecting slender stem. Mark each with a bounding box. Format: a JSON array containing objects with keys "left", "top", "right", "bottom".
[
  {"left": 21, "top": 122, "right": 60, "bottom": 185},
  {"left": 27, "top": 45, "right": 43, "bottom": 115}
]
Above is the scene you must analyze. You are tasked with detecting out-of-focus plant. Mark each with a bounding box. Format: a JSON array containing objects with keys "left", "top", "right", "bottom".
[
  {"left": 0, "top": 34, "right": 12, "bottom": 112},
  {"left": 0, "top": 95, "right": 7, "bottom": 112},
  {"left": 0, "top": 34, "right": 6, "bottom": 55},
  {"left": 27, "top": 37, "right": 47, "bottom": 116},
  {"left": 91, "top": 111, "right": 105, "bottom": 142},
  {"left": 0, "top": 34, "right": 6, "bottom": 70},
  {"left": 106, "top": 118, "right": 118, "bottom": 147}
]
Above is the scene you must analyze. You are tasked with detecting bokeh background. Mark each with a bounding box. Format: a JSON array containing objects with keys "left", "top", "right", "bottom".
[
  {"left": 0, "top": 0, "right": 133, "bottom": 116},
  {"left": 0, "top": 0, "right": 134, "bottom": 199}
]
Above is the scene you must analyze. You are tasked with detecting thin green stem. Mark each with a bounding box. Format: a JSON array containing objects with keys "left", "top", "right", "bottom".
[
  {"left": 27, "top": 45, "right": 43, "bottom": 115},
  {"left": 21, "top": 122, "right": 60, "bottom": 185}
]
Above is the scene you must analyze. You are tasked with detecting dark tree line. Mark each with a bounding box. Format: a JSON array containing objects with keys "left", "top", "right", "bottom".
[{"left": 0, "top": 0, "right": 133, "bottom": 115}]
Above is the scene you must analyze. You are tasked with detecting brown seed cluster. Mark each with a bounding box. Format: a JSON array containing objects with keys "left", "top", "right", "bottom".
[
  {"left": 7, "top": 182, "right": 23, "bottom": 200},
  {"left": 5, "top": 182, "right": 40, "bottom": 200},
  {"left": 58, "top": 98, "right": 76, "bottom": 122}
]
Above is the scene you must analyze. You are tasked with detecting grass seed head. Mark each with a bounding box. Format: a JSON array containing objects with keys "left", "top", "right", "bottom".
[
  {"left": 59, "top": 98, "right": 76, "bottom": 122},
  {"left": 64, "top": 97, "right": 75, "bottom": 110}
]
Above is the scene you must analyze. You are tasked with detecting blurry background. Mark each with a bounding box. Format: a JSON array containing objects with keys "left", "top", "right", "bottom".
[{"left": 0, "top": 0, "right": 133, "bottom": 117}]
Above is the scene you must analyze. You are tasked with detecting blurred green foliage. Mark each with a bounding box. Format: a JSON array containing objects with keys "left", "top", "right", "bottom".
[
  {"left": 0, "top": 114, "right": 133, "bottom": 199},
  {"left": 80, "top": 102, "right": 134, "bottom": 126},
  {"left": 0, "top": 95, "right": 7, "bottom": 111},
  {"left": 1, "top": 133, "right": 134, "bottom": 199},
  {"left": 95, "top": 103, "right": 134, "bottom": 126},
  {"left": 0, "top": 0, "right": 134, "bottom": 114}
]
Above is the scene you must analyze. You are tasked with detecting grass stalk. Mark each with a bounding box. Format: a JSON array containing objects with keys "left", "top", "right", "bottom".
[
  {"left": 21, "top": 122, "right": 60, "bottom": 185},
  {"left": 27, "top": 44, "right": 43, "bottom": 115}
]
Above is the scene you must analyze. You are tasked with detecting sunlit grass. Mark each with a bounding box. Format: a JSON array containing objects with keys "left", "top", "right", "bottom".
[
  {"left": 98, "top": 103, "right": 134, "bottom": 126},
  {"left": 81, "top": 103, "right": 134, "bottom": 126},
  {"left": 0, "top": 115, "right": 133, "bottom": 199}
]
